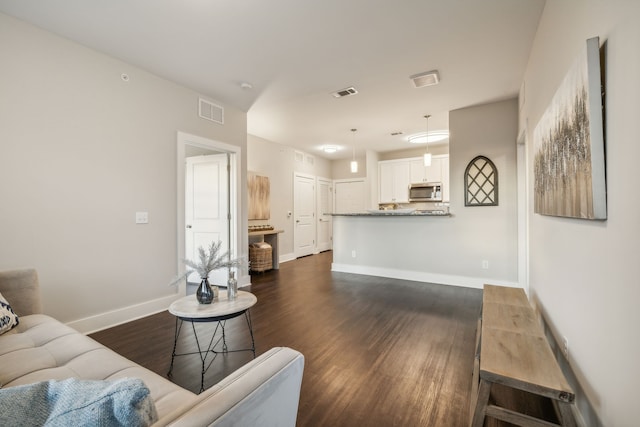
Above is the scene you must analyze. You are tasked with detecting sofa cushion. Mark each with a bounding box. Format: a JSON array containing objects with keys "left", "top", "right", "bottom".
[
  {"left": 0, "top": 314, "right": 196, "bottom": 419},
  {"left": 0, "top": 377, "right": 157, "bottom": 427},
  {"left": 0, "top": 292, "right": 19, "bottom": 335},
  {"left": 0, "top": 269, "right": 42, "bottom": 317}
]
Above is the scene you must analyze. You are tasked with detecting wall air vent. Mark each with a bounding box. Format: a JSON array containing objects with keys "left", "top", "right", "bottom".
[
  {"left": 410, "top": 70, "right": 440, "bottom": 88},
  {"left": 331, "top": 86, "right": 358, "bottom": 98},
  {"left": 198, "top": 97, "right": 224, "bottom": 124}
]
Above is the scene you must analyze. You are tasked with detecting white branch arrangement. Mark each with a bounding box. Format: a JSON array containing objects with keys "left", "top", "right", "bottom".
[{"left": 169, "top": 240, "right": 247, "bottom": 286}]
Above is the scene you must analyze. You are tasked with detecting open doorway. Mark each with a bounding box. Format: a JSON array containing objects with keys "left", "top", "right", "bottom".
[{"left": 176, "top": 132, "right": 241, "bottom": 295}]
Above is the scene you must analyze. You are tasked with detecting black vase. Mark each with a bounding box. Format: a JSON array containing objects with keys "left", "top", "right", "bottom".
[{"left": 196, "top": 278, "right": 214, "bottom": 304}]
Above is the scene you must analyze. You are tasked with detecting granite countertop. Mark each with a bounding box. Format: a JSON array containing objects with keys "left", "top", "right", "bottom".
[{"left": 330, "top": 209, "right": 451, "bottom": 217}]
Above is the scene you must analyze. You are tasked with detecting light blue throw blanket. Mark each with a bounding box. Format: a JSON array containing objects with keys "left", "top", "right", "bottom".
[{"left": 0, "top": 378, "right": 157, "bottom": 427}]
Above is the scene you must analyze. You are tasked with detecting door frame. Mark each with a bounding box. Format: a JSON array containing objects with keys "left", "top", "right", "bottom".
[{"left": 176, "top": 131, "right": 241, "bottom": 296}]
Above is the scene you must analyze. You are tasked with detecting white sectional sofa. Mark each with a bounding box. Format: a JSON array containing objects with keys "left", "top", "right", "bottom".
[{"left": 0, "top": 269, "right": 304, "bottom": 426}]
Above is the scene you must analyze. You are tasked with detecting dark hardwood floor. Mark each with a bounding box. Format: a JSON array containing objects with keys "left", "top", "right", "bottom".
[{"left": 91, "top": 251, "right": 483, "bottom": 426}]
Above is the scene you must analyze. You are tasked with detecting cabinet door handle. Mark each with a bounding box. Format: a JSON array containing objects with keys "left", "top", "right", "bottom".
[{"left": 186, "top": 224, "right": 192, "bottom": 229}]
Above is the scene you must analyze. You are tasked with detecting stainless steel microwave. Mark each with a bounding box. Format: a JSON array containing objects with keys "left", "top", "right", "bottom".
[{"left": 408, "top": 182, "right": 442, "bottom": 202}]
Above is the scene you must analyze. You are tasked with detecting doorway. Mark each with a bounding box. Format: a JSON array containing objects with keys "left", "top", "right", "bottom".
[
  {"left": 293, "top": 172, "right": 315, "bottom": 258},
  {"left": 176, "top": 132, "right": 240, "bottom": 295},
  {"left": 316, "top": 177, "right": 333, "bottom": 252},
  {"left": 334, "top": 179, "right": 366, "bottom": 213},
  {"left": 185, "top": 153, "right": 229, "bottom": 287}
]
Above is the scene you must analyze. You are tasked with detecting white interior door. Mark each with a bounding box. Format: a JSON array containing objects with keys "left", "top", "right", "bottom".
[
  {"left": 316, "top": 177, "right": 333, "bottom": 252},
  {"left": 294, "top": 173, "right": 315, "bottom": 258},
  {"left": 335, "top": 179, "right": 366, "bottom": 213},
  {"left": 186, "top": 154, "right": 229, "bottom": 286}
]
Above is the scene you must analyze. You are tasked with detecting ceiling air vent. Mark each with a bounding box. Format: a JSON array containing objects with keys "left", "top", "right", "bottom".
[
  {"left": 331, "top": 86, "right": 358, "bottom": 98},
  {"left": 199, "top": 98, "right": 224, "bottom": 124},
  {"left": 410, "top": 70, "right": 440, "bottom": 88}
]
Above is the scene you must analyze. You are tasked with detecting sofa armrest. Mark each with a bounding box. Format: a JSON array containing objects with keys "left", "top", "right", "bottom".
[
  {"left": 156, "top": 347, "right": 304, "bottom": 427},
  {"left": 0, "top": 269, "right": 43, "bottom": 316}
]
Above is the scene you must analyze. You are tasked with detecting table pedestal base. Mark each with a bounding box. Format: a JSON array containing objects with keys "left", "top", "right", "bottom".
[{"left": 167, "top": 310, "right": 255, "bottom": 393}]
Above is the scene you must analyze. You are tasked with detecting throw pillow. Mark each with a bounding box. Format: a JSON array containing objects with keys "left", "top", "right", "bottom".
[{"left": 0, "top": 292, "right": 19, "bottom": 335}]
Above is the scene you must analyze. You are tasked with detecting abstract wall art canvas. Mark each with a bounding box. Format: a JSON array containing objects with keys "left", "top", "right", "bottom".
[
  {"left": 248, "top": 173, "right": 270, "bottom": 220},
  {"left": 534, "top": 37, "right": 606, "bottom": 220}
]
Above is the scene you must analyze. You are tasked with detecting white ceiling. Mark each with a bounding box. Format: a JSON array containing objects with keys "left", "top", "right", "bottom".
[{"left": 0, "top": 0, "right": 545, "bottom": 159}]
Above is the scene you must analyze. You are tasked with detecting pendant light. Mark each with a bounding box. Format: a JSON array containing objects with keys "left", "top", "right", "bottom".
[
  {"left": 350, "top": 128, "right": 358, "bottom": 173},
  {"left": 423, "top": 115, "right": 432, "bottom": 167}
]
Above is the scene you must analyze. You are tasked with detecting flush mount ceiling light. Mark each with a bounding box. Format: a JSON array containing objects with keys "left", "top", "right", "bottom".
[
  {"left": 323, "top": 145, "right": 338, "bottom": 153},
  {"left": 407, "top": 130, "right": 450, "bottom": 144},
  {"left": 409, "top": 70, "right": 440, "bottom": 88}
]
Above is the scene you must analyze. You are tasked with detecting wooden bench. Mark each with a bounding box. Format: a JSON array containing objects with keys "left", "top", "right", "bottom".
[{"left": 469, "top": 284, "right": 576, "bottom": 427}]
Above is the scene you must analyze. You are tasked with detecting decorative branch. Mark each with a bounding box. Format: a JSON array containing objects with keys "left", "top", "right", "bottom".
[{"left": 168, "top": 240, "right": 247, "bottom": 287}]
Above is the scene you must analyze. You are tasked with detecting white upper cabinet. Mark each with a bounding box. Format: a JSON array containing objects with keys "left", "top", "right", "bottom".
[
  {"left": 378, "top": 160, "right": 411, "bottom": 203},
  {"left": 381, "top": 155, "right": 449, "bottom": 203},
  {"left": 409, "top": 156, "right": 445, "bottom": 183}
]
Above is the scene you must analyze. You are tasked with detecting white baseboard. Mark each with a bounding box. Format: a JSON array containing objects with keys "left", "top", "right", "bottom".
[
  {"left": 75, "top": 274, "right": 256, "bottom": 334},
  {"left": 71, "top": 262, "right": 516, "bottom": 336},
  {"left": 279, "top": 253, "right": 296, "bottom": 264},
  {"left": 331, "top": 263, "right": 519, "bottom": 289},
  {"left": 66, "top": 291, "right": 182, "bottom": 335}
]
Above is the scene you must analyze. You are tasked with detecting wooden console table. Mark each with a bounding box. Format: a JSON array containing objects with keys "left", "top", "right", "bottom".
[
  {"left": 248, "top": 229, "right": 283, "bottom": 269},
  {"left": 470, "top": 284, "right": 576, "bottom": 427}
]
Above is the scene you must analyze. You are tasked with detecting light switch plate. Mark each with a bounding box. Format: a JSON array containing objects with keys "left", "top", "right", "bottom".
[{"left": 135, "top": 211, "right": 149, "bottom": 224}]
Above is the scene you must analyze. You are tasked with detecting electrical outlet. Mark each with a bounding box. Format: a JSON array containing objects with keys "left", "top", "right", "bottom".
[
  {"left": 351, "top": 250, "right": 357, "bottom": 258},
  {"left": 562, "top": 336, "right": 569, "bottom": 358},
  {"left": 135, "top": 211, "right": 149, "bottom": 224},
  {"left": 482, "top": 260, "right": 489, "bottom": 269}
]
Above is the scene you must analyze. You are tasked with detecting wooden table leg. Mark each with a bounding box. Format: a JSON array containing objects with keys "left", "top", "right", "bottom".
[
  {"left": 469, "top": 354, "right": 480, "bottom": 425},
  {"left": 469, "top": 317, "right": 482, "bottom": 424},
  {"left": 555, "top": 401, "right": 577, "bottom": 427},
  {"left": 470, "top": 379, "right": 491, "bottom": 427}
]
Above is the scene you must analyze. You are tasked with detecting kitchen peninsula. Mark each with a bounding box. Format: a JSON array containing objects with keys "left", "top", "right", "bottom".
[
  {"left": 330, "top": 209, "right": 517, "bottom": 290},
  {"left": 332, "top": 209, "right": 450, "bottom": 217}
]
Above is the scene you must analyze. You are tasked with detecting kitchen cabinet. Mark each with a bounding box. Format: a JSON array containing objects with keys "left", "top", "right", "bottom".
[
  {"left": 409, "top": 155, "right": 449, "bottom": 202},
  {"left": 378, "top": 160, "right": 411, "bottom": 203},
  {"left": 380, "top": 155, "right": 449, "bottom": 203},
  {"left": 410, "top": 156, "right": 444, "bottom": 183}
]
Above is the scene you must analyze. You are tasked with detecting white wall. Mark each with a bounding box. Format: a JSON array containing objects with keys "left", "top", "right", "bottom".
[
  {"left": 0, "top": 13, "right": 248, "bottom": 330},
  {"left": 449, "top": 99, "right": 519, "bottom": 283},
  {"left": 522, "top": 2, "right": 640, "bottom": 426},
  {"left": 332, "top": 99, "right": 519, "bottom": 287},
  {"left": 365, "top": 150, "right": 380, "bottom": 210},
  {"left": 247, "top": 134, "right": 331, "bottom": 259},
  {"left": 331, "top": 156, "right": 366, "bottom": 180}
]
